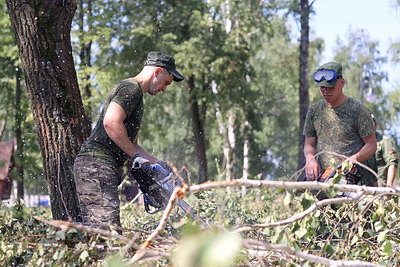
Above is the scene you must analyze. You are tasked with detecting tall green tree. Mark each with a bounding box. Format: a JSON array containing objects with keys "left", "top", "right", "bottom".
[
  {"left": 333, "top": 28, "right": 400, "bottom": 144},
  {"left": 0, "top": 0, "right": 26, "bottom": 199},
  {"left": 333, "top": 29, "right": 386, "bottom": 110},
  {"left": 209, "top": 0, "right": 268, "bottom": 181},
  {"left": 6, "top": 0, "right": 91, "bottom": 220},
  {"left": 0, "top": 0, "right": 18, "bottom": 140},
  {"left": 251, "top": 19, "right": 300, "bottom": 179},
  {"left": 69, "top": 0, "right": 321, "bottom": 184},
  {"left": 0, "top": 8, "right": 46, "bottom": 196},
  {"left": 75, "top": 0, "right": 93, "bottom": 124}
]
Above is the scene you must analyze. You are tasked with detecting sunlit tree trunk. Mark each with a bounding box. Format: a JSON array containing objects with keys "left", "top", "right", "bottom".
[
  {"left": 227, "top": 110, "right": 237, "bottom": 180},
  {"left": 242, "top": 120, "right": 250, "bottom": 196},
  {"left": 213, "top": 2, "right": 239, "bottom": 182},
  {"left": 6, "top": 0, "right": 91, "bottom": 221},
  {"left": 212, "top": 82, "right": 227, "bottom": 176},
  {"left": 212, "top": 82, "right": 237, "bottom": 182}
]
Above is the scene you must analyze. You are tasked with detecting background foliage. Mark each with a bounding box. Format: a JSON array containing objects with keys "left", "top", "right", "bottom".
[
  {"left": 1, "top": 0, "right": 399, "bottom": 189},
  {"left": 1, "top": 0, "right": 400, "bottom": 265}
]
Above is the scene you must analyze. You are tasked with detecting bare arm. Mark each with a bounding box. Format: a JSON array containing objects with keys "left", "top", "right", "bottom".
[
  {"left": 386, "top": 164, "right": 397, "bottom": 187},
  {"left": 103, "top": 102, "right": 158, "bottom": 163},
  {"left": 304, "top": 136, "right": 320, "bottom": 180},
  {"left": 349, "top": 133, "right": 377, "bottom": 162},
  {"left": 131, "top": 135, "right": 158, "bottom": 163}
]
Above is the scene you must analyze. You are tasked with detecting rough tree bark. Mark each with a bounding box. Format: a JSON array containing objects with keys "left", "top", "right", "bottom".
[{"left": 6, "top": 0, "right": 91, "bottom": 221}]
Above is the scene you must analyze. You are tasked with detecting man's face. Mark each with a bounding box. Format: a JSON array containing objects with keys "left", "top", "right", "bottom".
[
  {"left": 148, "top": 68, "right": 174, "bottom": 95},
  {"left": 319, "top": 77, "right": 344, "bottom": 106}
]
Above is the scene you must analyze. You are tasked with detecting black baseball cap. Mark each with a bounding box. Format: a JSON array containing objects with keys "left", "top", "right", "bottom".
[{"left": 145, "top": 51, "right": 185, "bottom": 82}]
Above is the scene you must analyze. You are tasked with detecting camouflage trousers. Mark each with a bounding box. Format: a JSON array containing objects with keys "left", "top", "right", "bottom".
[{"left": 73, "top": 156, "right": 123, "bottom": 229}]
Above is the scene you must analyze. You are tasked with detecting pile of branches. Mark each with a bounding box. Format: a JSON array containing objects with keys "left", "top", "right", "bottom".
[
  {"left": 30, "top": 177, "right": 400, "bottom": 267},
  {"left": 2, "top": 158, "right": 399, "bottom": 266}
]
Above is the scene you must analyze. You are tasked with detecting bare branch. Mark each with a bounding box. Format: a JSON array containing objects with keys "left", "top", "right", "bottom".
[
  {"left": 234, "top": 191, "right": 365, "bottom": 232},
  {"left": 188, "top": 178, "right": 400, "bottom": 196},
  {"left": 243, "top": 239, "right": 383, "bottom": 267},
  {"left": 33, "top": 216, "right": 169, "bottom": 258}
]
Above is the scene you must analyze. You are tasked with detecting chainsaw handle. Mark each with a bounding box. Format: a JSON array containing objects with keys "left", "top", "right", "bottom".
[
  {"left": 151, "top": 163, "right": 169, "bottom": 175},
  {"left": 144, "top": 200, "right": 164, "bottom": 214}
]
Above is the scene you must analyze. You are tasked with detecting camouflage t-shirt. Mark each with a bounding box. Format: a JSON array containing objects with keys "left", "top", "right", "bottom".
[
  {"left": 375, "top": 132, "right": 399, "bottom": 186},
  {"left": 78, "top": 78, "right": 144, "bottom": 167},
  {"left": 303, "top": 97, "right": 374, "bottom": 172}
]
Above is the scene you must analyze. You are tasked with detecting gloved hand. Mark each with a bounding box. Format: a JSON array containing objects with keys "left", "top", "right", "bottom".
[
  {"left": 131, "top": 153, "right": 154, "bottom": 187},
  {"left": 131, "top": 153, "right": 151, "bottom": 171},
  {"left": 130, "top": 155, "right": 172, "bottom": 211}
]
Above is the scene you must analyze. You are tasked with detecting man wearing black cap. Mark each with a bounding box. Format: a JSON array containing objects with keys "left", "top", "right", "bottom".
[
  {"left": 302, "top": 62, "right": 377, "bottom": 186},
  {"left": 73, "top": 51, "right": 184, "bottom": 230}
]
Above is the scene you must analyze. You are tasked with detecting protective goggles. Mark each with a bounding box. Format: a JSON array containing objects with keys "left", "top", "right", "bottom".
[{"left": 313, "top": 70, "right": 340, "bottom": 82}]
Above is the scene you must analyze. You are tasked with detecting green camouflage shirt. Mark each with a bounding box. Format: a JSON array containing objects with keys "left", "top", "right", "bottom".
[
  {"left": 78, "top": 78, "right": 144, "bottom": 166},
  {"left": 303, "top": 97, "right": 376, "bottom": 184},
  {"left": 375, "top": 132, "right": 399, "bottom": 186}
]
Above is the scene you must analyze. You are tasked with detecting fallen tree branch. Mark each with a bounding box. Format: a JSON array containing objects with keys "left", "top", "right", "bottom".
[
  {"left": 234, "top": 190, "right": 365, "bottom": 232},
  {"left": 34, "top": 216, "right": 133, "bottom": 244},
  {"left": 186, "top": 178, "right": 399, "bottom": 233},
  {"left": 243, "top": 239, "right": 383, "bottom": 267},
  {"left": 31, "top": 160, "right": 398, "bottom": 266},
  {"left": 33, "top": 216, "right": 169, "bottom": 258},
  {"left": 188, "top": 179, "right": 400, "bottom": 196}
]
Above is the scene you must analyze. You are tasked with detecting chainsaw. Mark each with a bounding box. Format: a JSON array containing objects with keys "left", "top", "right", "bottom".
[
  {"left": 312, "top": 163, "right": 363, "bottom": 199},
  {"left": 131, "top": 156, "right": 204, "bottom": 224},
  {"left": 316, "top": 163, "right": 363, "bottom": 185}
]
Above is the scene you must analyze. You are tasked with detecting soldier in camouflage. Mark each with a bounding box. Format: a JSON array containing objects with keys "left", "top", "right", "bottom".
[
  {"left": 303, "top": 62, "right": 377, "bottom": 186},
  {"left": 372, "top": 115, "right": 399, "bottom": 187},
  {"left": 73, "top": 51, "right": 184, "bottom": 230}
]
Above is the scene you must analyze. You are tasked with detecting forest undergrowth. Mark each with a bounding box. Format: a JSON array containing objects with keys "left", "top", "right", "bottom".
[{"left": 1, "top": 180, "right": 399, "bottom": 266}]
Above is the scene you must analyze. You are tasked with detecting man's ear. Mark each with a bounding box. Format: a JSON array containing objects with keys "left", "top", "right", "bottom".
[
  {"left": 339, "top": 77, "right": 346, "bottom": 87},
  {"left": 154, "top": 67, "right": 163, "bottom": 77}
]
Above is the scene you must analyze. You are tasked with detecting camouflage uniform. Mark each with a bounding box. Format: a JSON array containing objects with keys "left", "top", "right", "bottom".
[
  {"left": 375, "top": 132, "right": 399, "bottom": 186},
  {"left": 73, "top": 156, "right": 123, "bottom": 227},
  {"left": 303, "top": 97, "right": 377, "bottom": 185},
  {"left": 74, "top": 78, "right": 144, "bottom": 227}
]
